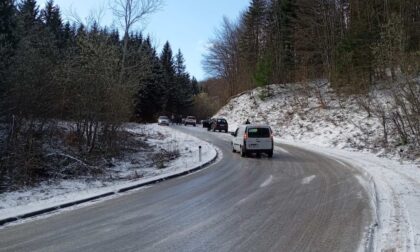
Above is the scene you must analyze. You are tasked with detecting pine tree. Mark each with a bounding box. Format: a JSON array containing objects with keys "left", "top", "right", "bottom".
[
  {"left": 268, "top": 0, "right": 296, "bottom": 82},
  {"left": 41, "top": 0, "right": 63, "bottom": 46},
  {"left": 239, "top": 0, "right": 269, "bottom": 88},
  {"left": 191, "top": 77, "right": 200, "bottom": 95},
  {"left": 6, "top": 0, "right": 59, "bottom": 120},
  {"left": 0, "top": 0, "right": 17, "bottom": 46},
  {"left": 175, "top": 49, "right": 186, "bottom": 75},
  {"left": 160, "top": 41, "right": 176, "bottom": 113},
  {"left": 174, "top": 49, "right": 193, "bottom": 112},
  {"left": 0, "top": 0, "right": 18, "bottom": 100},
  {"left": 160, "top": 41, "right": 175, "bottom": 77},
  {"left": 61, "top": 21, "right": 76, "bottom": 49},
  {"left": 332, "top": 0, "right": 382, "bottom": 93},
  {"left": 18, "top": 0, "right": 40, "bottom": 33},
  {"left": 135, "top": 37, "right": 165, "bottom": 121}
]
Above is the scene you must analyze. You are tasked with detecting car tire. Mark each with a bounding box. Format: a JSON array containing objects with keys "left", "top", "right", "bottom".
[
  {"left": 232, "top": 144, "right": 236, "bottom": 153},
  {"left": 193, "top": 124, "right": 196, "bottom": 127},
  {"left": 267, "top": 150, "right": 273, "bottom": 158},
  {"left": 240, "top": 145, "right": 247, "bottom": 157}
]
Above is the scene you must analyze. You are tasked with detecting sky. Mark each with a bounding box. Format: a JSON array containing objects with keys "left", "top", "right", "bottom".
[{"left": 46, "top": 0, "right": 249, "bottom": 81}]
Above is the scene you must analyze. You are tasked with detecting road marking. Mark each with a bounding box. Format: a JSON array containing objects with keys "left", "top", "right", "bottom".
[
  {"left": 260, "top": 175, "right": 274, "bottom": 188},
  {"left": 301, "top": 175, "right": 316, "bottom": 185}
]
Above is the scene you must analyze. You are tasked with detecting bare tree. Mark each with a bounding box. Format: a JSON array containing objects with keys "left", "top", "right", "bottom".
[
  {"left": 203, "top": 16, "right": 243, "bottom": 97},
  {"left": 110, "top": 0, "right": 163, "bottom": 85}
]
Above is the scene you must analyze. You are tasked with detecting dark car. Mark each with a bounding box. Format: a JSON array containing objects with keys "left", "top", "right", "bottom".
[{"left": 210, "top": 118, "right": 228, "bottom": 132}]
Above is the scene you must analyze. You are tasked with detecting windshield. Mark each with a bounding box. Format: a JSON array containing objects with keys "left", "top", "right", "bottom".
[
  {"left": 159, "top": 116, "right": 168, "bottom": 119},
  {"left": 247, "top": 127, "right": 271, "bottom": 138}
]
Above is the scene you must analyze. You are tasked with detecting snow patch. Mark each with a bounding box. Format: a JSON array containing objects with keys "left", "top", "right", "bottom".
[{"left": 301, "top": 175, "right": 316, "bottom": 185}]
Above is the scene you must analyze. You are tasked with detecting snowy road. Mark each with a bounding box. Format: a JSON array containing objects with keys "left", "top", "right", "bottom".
[{"left": 0, "top": 126, "right": 372, "bottom": 252}]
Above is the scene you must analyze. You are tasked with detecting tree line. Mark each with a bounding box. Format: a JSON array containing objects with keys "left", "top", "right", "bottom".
[
  {"left": 0, "top": 0, "right": 199, "bottom": 188},
  {"left": 203, "top": 0, "right": 419, "bottom": 155},
  {"left": 203, "top": 0, "right": 419, "bottom": 99}
]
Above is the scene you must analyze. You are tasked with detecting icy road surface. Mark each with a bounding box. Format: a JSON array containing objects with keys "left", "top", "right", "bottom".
[{"left": 0, "top": 126, "right": 372, "bottom": 252}]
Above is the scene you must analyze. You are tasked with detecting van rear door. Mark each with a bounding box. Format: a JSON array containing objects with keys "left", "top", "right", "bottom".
[{"left": 245, "top": 127, "right": 272, "bottom": 150}]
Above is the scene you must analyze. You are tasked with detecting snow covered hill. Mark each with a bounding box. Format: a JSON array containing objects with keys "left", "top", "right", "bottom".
[{"left": 216, "top": 82, "right": 419, "bottom": 162}]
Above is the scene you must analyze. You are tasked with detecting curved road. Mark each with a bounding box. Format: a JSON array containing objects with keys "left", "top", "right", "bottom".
[{"left": 0, "top": 126, "right": 372, "bottom": 252}]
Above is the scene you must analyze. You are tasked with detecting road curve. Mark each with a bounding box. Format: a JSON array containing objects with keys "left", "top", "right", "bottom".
[{"left": 0, "top": 126, "right": 372, "bottom": 252}]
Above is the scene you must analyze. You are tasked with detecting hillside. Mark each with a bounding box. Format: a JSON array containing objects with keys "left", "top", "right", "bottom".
[{"left": 215, "top": 82, "right": 419, "bottom": 162}]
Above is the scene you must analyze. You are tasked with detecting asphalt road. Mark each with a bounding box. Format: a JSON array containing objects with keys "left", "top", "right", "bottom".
[{"left": 0, "top": 126, "right": 372, "bottom": 252}]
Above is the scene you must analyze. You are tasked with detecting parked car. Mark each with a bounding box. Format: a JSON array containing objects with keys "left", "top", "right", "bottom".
[
  {"left": 184, "top": 116, "right": 197, "bottom": 126},
  {"left": 231, "top": 125, "right": 273, "bottom": 158},
  {"left": 158, "top": 116, "right": 170, "bottom": 126},
  {"left": 210, "top": 118, "right": 228, "bottom": 132}
]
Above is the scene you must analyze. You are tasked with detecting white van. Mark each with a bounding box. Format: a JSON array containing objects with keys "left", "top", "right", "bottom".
[{"left": 231, "top": 125, "right": 274, "bottom": 158}]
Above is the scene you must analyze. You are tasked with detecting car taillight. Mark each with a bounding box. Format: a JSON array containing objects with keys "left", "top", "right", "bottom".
[{"left": 244, "top": 133, "right": 248, "bottom": 140}]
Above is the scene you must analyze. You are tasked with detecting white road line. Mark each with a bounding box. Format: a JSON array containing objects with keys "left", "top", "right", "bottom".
[
  {"left": 260, "top": 175, "right": 274, "bottom": 188},
  {"left": 301, "top": 175, "right": 316, "bottom": 185}
]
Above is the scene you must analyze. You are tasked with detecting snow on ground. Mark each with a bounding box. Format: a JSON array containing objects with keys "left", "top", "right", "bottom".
[
  {"left": 217, "top": 82, "right": 419, "bottom": 161},
  {"left": 280, "top": 139, "right": 420, "bottom": 252},
  {"left": 0, "top": 124, "right": 217, "bottom": 221},
  {"left": 216, "top": 83, "right": 420, "bottom": 251}
]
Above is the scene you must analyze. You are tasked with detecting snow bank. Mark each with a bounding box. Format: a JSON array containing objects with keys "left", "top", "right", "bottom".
[{"left": 0, "top": 124, "right": 217, "bottom": 222}]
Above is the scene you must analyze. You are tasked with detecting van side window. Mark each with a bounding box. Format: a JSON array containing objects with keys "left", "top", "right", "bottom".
[{"left": 234, "top": 128, "right": 239, "bottom": 137}]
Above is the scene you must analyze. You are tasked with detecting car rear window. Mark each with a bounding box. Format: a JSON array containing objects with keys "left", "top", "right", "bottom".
[
  {"left": 247, "top": 127, "right": 271, "bottom": 138},
  {"left": 217, "top": 119, "right": 226, "bottom": 123},
  {"left": 159, "top": 116, "right": 168, "bottom": 119},
  {"left": 187, "top": 116, "right": 195, "bottom": 119}
]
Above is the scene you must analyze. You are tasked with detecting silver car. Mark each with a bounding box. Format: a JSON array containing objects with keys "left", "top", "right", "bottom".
[{"left": 158, "top": 116, "right": 170, "bottom": 126}]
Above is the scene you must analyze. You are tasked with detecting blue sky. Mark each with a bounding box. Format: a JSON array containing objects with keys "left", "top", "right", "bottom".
[{"left": 47, "top": 0, "right": 249, "bottom": 81}]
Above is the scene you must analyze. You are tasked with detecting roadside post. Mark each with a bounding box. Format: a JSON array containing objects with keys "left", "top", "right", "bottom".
[{"left": 199, "top": 146, "right": 202, "bottom": 162}]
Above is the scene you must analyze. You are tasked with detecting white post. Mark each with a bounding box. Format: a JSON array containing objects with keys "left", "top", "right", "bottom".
[{"left": 199, "top": 146, "right": 202, "bottom": 162}]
